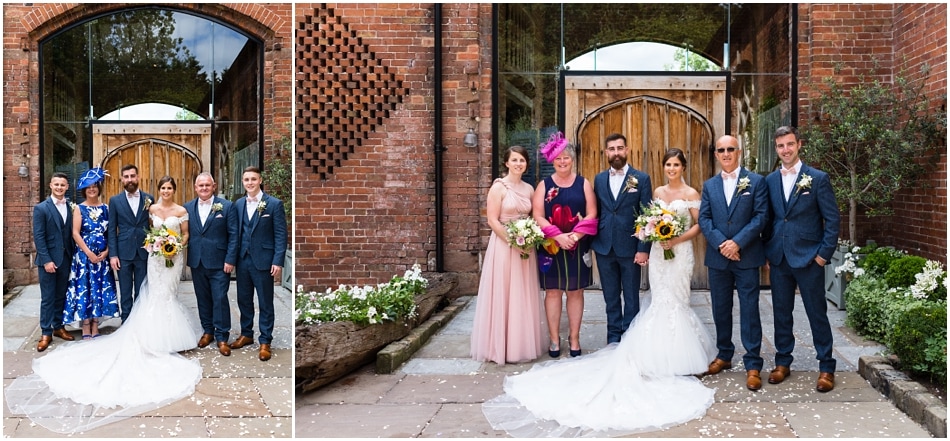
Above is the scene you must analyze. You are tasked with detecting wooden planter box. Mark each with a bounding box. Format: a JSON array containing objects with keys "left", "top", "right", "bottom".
[{"left": 294, "top": 272, "right": 457, "bottom": 393}]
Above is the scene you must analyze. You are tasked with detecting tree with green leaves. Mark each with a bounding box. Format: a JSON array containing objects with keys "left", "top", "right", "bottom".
[
  {"left": 664, "top": 46, "right": 717, "bottom": 72},
  {"left": 801, "top": 62, "right": 946, "bottom": 245}
]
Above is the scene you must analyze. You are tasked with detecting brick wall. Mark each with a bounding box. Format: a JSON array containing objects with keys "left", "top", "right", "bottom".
[
  {"left": 294, "top": 4, "right": 490, "bottom": 293},
  {"left": 797, "top": 3, "right": 947, "bottom": 262},
  {"left": 2, "top": 3, "right": 293, "bottom": 287}
]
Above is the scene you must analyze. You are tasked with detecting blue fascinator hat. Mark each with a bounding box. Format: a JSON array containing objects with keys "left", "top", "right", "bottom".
[{"left": 77, "top": 167, "right": 109, "bottom": 190}]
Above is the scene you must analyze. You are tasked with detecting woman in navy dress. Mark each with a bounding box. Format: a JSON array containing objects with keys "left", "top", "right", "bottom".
[
  {"left": 533, "top": 133, "right": 597, "bottom": 358},
  {"left": 63, "top": 168, "right": 118, "bottom": 339}
]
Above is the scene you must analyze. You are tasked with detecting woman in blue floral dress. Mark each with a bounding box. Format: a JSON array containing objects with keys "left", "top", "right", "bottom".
[{"left": 63, "top": 168, "right": 118, "bottom": 339}]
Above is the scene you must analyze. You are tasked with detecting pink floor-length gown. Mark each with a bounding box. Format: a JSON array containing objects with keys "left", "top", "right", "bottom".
[{"left": 470, "top": 179, "right": 543, "bottom": 365}]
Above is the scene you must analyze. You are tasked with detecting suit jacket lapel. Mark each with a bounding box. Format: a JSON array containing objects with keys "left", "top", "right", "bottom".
[
  {"left": 786, "top": 165, "right": 806, "bottom": 213},
  {"left": 725, "top": 170, "right": 746, "bottom": 218},
  {"left": 199, "top": 199, "right": 214, "bottom": 234}
]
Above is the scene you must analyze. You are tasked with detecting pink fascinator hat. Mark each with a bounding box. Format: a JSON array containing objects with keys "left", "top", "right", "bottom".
[{"left": 540, "top": 131, "right": 570, "bottom": 163}]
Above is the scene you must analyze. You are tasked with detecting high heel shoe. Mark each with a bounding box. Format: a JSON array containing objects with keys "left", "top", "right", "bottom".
[
  {"left": 548, "top": 341, "right": 561, "bottom": 358},
  {"left": 570, "top": 347, "right": 582, "bottom": 357}
]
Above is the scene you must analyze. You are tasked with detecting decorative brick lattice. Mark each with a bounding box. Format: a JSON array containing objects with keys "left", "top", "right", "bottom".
[{"left": 296, "top": 5, "right": 407, "bottom": 179}]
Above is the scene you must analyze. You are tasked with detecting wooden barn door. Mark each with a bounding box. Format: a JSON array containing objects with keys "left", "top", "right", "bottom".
[
  {"left": 92, "top": 123, "right": 211, "bottom": 205},
  {"left": 563, "top": 74, "right": 727, "bottom": 289}
]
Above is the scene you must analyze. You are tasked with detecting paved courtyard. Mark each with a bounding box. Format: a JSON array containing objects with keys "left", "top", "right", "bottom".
[
  {"left": 3, "top": 281, "right": 293, "bottom": 438},
  {"left": 297, "top": 289, "right": 934, "bottom": 438}
]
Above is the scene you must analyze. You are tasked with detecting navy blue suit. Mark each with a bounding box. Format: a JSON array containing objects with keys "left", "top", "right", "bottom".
[
  {"left": 590, "top": 167, "right": 652, "bottom": 343},
  {"left": 764, "top": 163, "right": 840, "bottom": 373},
  {"left": 185, "top": 197, "right": 239, "bottom": 343},
  {"left": 698, "top": 168, "right": 768, "bottom": 371},
  {"left": 107, "top": 191, "right": 153, "bottom": 322},
  {"left": 33, "top": 197, "right": 75, "bottom": 336},
  {"left": 234, "top": 193, "right": 287, "bottom": 345}
]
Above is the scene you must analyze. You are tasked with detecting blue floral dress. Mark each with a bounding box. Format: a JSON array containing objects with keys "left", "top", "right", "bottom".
[{"left": 63, "top": 204, "right": 118, "bottom": 323}]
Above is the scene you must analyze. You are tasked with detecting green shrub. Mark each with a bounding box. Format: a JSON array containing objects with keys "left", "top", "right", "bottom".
[
  {"left": 884, "top": 255, "right": 928, "bottom": 288},
  {"left": 859, "top": 247, "right": 904, "bottom": 277},
  {"left": 844, "top": 275, "right": 896, "bottom": 342},
  {"left": 888, "top": 301, "right": 947, "bottom": 386}
]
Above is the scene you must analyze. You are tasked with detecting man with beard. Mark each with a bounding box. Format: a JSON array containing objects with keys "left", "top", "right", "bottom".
[
  {"left": 108, "top": 164, "right": 154, "bottom": 323},
  {"left": 590, "top": 133, "right": 653, "bottom": 343}
]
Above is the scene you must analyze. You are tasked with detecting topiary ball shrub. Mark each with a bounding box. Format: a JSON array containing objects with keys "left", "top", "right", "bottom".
[
  {"left": 884, "top": 255, "right": 928, "bottom": 288},
  {"left": 888, "top": 301, "right": 947, "bottom": 386},
  {"left": 860, "top": 247, "right": 904, "bottom": 277}
]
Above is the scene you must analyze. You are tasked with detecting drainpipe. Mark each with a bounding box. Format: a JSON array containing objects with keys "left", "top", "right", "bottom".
[{"left": 434, "top": 4, "right": 445, "bottom": 272}]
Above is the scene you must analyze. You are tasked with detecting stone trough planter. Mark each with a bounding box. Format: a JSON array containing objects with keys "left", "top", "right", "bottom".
[{"left": 294, "top": 272, "right": 457, "bottom": 393}]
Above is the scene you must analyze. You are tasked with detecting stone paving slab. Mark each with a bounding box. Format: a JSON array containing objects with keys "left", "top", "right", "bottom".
[
  {"left": 778, "top": 401, "right": 931, "bottom": 438},
  {"left": 296, "top": 403, "right": 442, "bottom": 437}
]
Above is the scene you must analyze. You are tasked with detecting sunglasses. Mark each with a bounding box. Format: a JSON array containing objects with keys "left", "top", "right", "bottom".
[{"left": 716, "top": 147, "right": 738, "bottom": 154}]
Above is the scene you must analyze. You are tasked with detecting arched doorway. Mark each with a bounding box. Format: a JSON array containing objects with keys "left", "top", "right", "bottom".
[
  {"left": 40, "top": 6, "right": 263, "bottom": 202},
  {"left": 98, "top": 134, "right": 205, "bottom": 206},
  {"left": 563, "top": 73, "right": 727, "bottom": 289}
]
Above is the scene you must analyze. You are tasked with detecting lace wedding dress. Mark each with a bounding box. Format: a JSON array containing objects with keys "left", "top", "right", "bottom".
[
  {"left": 6, "top": 215, "right": 201, "bottom": 434},
  {"left": 483, "top": 200, "right": 717, "bottom": 437}
]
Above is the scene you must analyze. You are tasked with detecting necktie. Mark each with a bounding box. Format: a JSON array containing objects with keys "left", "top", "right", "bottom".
[
  {"left": 609, "top": 169, "right": 625, "bottom": 177},
  {"left": 781, "top": 167, "right": 796, "bottom": 176},
  {"left": 721, "top": 171, "right": 737, "bottom": 180}
]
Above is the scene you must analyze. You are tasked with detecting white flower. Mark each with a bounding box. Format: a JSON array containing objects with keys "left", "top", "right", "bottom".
[
  {"left": 795, "top": 173, "right": 813, "bottom": 194},
  {"left": 736, "top": 176, "right": 751, "bottom": 192},
  {"left": 910, "top": 260, "right": 945, "bottom": 300}
]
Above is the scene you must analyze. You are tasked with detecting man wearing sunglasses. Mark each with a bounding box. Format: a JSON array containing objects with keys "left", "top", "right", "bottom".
[{"left": 698, "top": 135, "right": 769, "bottom": 390}]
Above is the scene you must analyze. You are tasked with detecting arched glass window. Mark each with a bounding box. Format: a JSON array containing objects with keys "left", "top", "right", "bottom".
[{"left": 40, "top": 7, "right": 262, "bottom": 200}]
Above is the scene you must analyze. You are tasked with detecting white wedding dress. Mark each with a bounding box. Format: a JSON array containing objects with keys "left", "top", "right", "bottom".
[
  {"left": 483, "top": 200, "right": 717, "bottom": 437},
  {"left": 5, "top": 215, "right": 201, "bottom": 434}
]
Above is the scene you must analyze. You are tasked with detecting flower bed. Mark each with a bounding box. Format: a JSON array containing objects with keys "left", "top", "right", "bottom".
[
  {"left": 844, "top": 246, "right": 947, "bottom": 386},
  {"left": 294, "top": 268, "right": 457, "bottom": 393}
]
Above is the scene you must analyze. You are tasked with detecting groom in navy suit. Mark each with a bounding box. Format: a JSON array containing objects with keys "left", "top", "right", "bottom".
[
  {"left": 591, "top": 133, "right": 653, "bottom": 344},
  {"left": 107, "top": 164, "right": 153, "bottom": 323},
  {"left": 185, "top": 173, "right": 238, "bottom": 356},
  {"left": 33, "top": 172, "right": 77, "bottom": 351},
  {"left": 230, "top": 166, "right": 287, "bottom": 362},
  {"left": 764, "top": 126, "right": 840, "bottom": 393},
  {"left": 698, "top": 135, "right": 769, "bottom": 390}
]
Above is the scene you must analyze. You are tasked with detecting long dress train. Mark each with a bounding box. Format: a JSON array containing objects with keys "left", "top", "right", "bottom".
[
  {"left": 5, "top": 215, "right": 200, "bottom": 434},
  {"left": 482, "top": 199, "right": 716, "bottom": 437}
]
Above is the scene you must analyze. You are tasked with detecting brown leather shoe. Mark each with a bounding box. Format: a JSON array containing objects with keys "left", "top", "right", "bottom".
[
  {"left": 259, "top": 344, "right": 271, "bottom": 361},
  {"left": 217, "top": 341, "right": 231, "bottom": 357},
  {"left": 746, "top": 370, "right": 762, "bottom": 391},
  {"left": 230, "top": 335, "right": 254, "bottom": 349},
  {"left": 706, "top": 358, "right": 732, "bottom": 375},
  {"left": 768, "top": 366, "right": 791, "bottom": 384},
  {"left": 197, "top": 333, "right": 214, "bottom": 348},
  {"left": 816, "top": 372, "right": 835, "bottom": 392},
  {"left": 37, "top": 335, "right": 53, "bottom": 352},
  {"left": 53, "top": 328, "right": 75, "bottom": 341}
]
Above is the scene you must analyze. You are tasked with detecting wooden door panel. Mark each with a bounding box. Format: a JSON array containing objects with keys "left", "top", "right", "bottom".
[{"left": 565, "top": 75, "right": 727, "bottom": 289}]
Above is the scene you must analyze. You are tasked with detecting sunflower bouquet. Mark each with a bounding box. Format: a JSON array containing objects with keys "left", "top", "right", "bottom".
[
  {"left": 634, "top": 201, "right": 689, "bottom": 260},
  {"left": 143, "top": 225, "right": 185, "bottom": 268},
  {"left": 504, "top": 218, "right": 545, "bottom": 260}
]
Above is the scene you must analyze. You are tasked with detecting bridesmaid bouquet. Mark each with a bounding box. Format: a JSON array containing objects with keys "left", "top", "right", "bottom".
[
  {"left": 505, "top": 218, "right": 545, "bottom": 259},
  {"left": 143, "top": 225, "right": 185, "bottom": 268},
  {"left": 634, "top": 202, "right": 688, "bottom": 260}
]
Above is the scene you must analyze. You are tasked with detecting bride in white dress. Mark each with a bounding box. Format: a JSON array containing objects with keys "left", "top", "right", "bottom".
[
  {"left": 5, "top": 176, "right": 201, "bottom": 434},
  {"left": 483, "top": 148, "right": 717, "bottom": 437}
]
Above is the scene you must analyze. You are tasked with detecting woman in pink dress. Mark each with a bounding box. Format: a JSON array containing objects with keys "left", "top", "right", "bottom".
[{"left": 471, "top": 145, "right": 544, "bottom": 365}]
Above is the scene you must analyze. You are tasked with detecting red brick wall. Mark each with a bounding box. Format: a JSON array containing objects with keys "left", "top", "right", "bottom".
[
  {"left": 2, "top": 3, "right": 293, "bottom": 287},
  {"left": 797, "top": 3, "right": 947, "bottom": 262},
  {"left": 294, "top": 4, "right": 491, "bottom": 293}
]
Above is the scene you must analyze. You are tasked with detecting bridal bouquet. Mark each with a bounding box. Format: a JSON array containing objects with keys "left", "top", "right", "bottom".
[
  {"left": 505, "top": 218, "right": 545, "bottom": 259},
  {"left": 634, "top": 202, "right": 688, "bottom": 260},
  {"left": 143, "top": 225, "right": 185, "bottom": 268}
]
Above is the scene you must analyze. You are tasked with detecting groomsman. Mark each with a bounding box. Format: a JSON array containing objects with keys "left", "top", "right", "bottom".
[
  {"left": 33, "top": 172, "right": 77, "bottom": 351},
  {"left": 108, "top": 164, "right": 153, "bottom": 323},
  {"left": 698, "top": 135, "right": 769, "bottom": 390},
  {"left": 185, "top": 173, "right": 238, "bottom": 356},
  {"left": 590, "top": 133, "right": 653, "bottom": 344},
  {"left": 231, "top": 166, "right": 287, "bottom": 361},
  {"left": 764, "top": 126, "right": 840, "bottom": 392}
]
